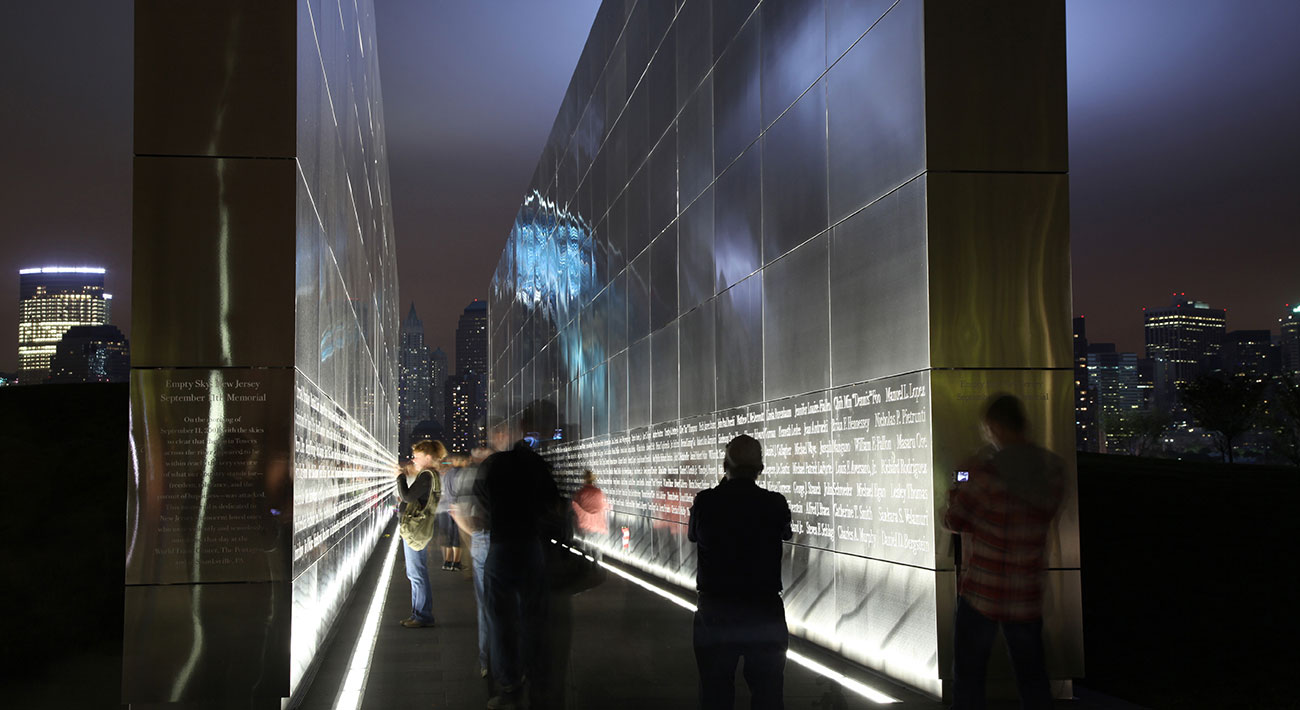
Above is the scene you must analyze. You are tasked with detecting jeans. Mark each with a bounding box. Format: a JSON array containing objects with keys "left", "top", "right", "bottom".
[
  {"left": 484, "top": 539, "right": 548, "bottom": 689},
  {"left": 693, "top": 594, "right": 787, "bottom": 710},
  {"left": 951, "top": 596, "right": 1052, "bottom": 710},
  {"left": 471, "top": 530, "right": 492, "bottom": 669},
  {"left": 402, "top": 540, "right": 434, "bottom": 624}
]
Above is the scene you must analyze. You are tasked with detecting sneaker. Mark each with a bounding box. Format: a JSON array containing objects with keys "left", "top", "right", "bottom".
[
  {"left": 480, "top": 666, "right": 489, "bottom": 678},
  {"left": 399, "top": 617, "right": 435, "bottom": 628},
  {"left": 442, "top": 561, "right": 454, "bottom": 571},
  {"left": 452, "top": 562, "right": 465, "bottom": 571},
  {"left": 486, "top": 685, "right": 522, "bottom": 709}
]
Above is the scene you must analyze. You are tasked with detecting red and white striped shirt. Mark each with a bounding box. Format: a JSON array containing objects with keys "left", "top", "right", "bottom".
[{"left": 943, "top": 445, "right": 1065, "bottom": 622}]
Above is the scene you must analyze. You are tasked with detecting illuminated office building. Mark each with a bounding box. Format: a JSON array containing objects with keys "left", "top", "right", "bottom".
[
  {"left": 48, "top": 324, "right": 130, "bottom": 383},
  {"left": 1144, "top": 294, "right": 1226, "bottom": 407},
  {"left": 1222, "top": 329, "right": 1277, "bottom": 381},
  {"left": 17, "top": 266, "right": 110, "bottom": 384},
  {"left": 1074, "top": 316, "right": 1099, "bottom": 452},
  {"left": 399, "top": 304, "right": 433, "bottom": 453},
  {"left": 430, "top": 346, "right": 448, "bottom": 426},
  {"left": 451, "top": 300, "right": 488, "bottom": 450},
  {"left": 488, "top": 0, "right": 1079, "bottom": 698},
  {"left": 1281, "top": 304, "right": 1300, "bottom": 377}
]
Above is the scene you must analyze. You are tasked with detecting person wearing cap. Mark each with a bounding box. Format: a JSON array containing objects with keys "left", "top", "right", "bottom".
[{"left": 688, "top": 434, "right": 793, "bottom": 710}]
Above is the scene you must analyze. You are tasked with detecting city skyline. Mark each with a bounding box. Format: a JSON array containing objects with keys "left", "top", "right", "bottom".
[{"left": 1, "top": 1, "right": 1297, "bottom": 370}]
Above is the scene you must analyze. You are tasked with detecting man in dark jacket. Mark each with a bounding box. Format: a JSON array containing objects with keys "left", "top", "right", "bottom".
[
  {"left": 475, "top": 415, "right": 561, "bottom": 709},
  {"left": 688, "top": 434, "right": 793, "bottom": 710}
]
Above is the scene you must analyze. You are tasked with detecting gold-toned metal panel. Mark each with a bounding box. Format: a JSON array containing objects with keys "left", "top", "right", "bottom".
[
  {"left": 133, "top": 156, "right": 296, "bottom": 368},
  {"left": 127, "top": 368, "right": 294, "bottom": 585},
  {"left": 926, "top": 173, "right": 1072, "bottom": 370},
  {"left": 928, "top": 368, "right": 1079, "bottom": 568}
]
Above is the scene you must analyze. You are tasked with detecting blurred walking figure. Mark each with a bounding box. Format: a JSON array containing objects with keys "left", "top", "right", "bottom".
[
  {"left": 436, "top": 455, "right": 466, "bottom": 571},
  {"left": 688, "top": 434, "right": 792, "bottom": 710},
  {"left": 396, "top": 439, "right": 444, "bottom": 628},
  {"left": 451, "top": 446, "right": 495, "bottom": 678},
  {"left": 475, "top": 413, "right": 561, "bottom": 709},
  {"left": 943, "top": 394, "right": 1065, "bottom": 710},
  {"left": 571, "top": 468, "right": 610, "bottom": 541}
]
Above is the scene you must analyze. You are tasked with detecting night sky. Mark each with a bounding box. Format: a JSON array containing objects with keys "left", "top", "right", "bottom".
[{"left": 0, "top": 0, "right": 1296, "bottom": 373}]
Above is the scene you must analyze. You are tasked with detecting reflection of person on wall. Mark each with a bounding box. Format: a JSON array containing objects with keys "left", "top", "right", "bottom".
[
  {"left": 436, "top": 455, "right": 464, "bottom": 571},
  {"left": 943, "top": 394, "right": 1065, "bottom": 710},
  {"left": 396, "top": 438, "right": 445, "bottom": 629},
  {"left": 475, "top": 412, "right": 561, "bottom": 709},
  {"left": 688, "top": 434, "right": 793, "bottom": 710},
  {"left": 451, "top": 446, "right": 494, "bottom": 678},
  {"left": 571, "top": 468, "right": 610, "bottom": 548}
]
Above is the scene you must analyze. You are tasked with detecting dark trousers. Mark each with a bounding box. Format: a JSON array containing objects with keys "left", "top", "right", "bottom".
[
  {"left": 951, "top": 596, "right": 1053, "bottom": 710},
  {"left": 484, "top": 539, "right": 548, "bottom": 690},
  {"left": 693, "top": 594, "right": 787, "bottom": 710}
]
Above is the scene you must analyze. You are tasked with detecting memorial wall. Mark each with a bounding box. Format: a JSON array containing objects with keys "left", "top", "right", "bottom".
[
  {"left": 127, "top": 1, "right": 398, "bottom": 706},
  {"left": 489, "top": 0, "right": 1081, "bottom": 698}
]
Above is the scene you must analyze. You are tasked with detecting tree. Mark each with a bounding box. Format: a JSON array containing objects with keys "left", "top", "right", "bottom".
[
  {"left": 1105, "top": 409, "right": 1173, "bottom": 457},
  {"left": 1266, "top": 373, "right": 1300, "bottom": 466},
  {"left": 1179, "top": 373, "right": 1267, "bottom": 463}
]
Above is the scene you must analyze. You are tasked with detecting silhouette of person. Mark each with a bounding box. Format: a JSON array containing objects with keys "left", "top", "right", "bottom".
[
  {"left": 688, "top": 434, "right": 793, "bottom": 710},
  {"left": 451, "top": 446, "right": 495, "bottom": 678},
  {"left": 571, "top": 468, "right": 610, "bottom": 539},
  {"left": 943, "top": 394, "right": 1065, "bottom": 709},
  {"left": 475, "top": 412, "right": 562, "bottom": 709}
]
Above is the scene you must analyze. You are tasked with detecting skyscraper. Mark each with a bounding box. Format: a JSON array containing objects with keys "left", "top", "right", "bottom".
[
  {"left": 1144, "top": 294, "right": 1226, "bottom": 407},
  {"left": 398, "top": 303, "right": 432, "bottom": 454},
  {"left": 48, "top": 324, "right": 130, "bottom": 383},
  {"left": 1280, "top": 304, "right": 1300, "bottom": 378},
  {"left": 429, "top": 346, "right": 447, "bottom": 426},
  {"left": 1073, "top": 316, "right": 1099, "bottom": 452},
  {"left": 18, "top": 266, "right": 111, "bottom": 384},
  {"left": 450, "top": 300, "right": 488, "bottom": 451},
  {"left": 1086, "top": 343, "right": 1140, "bottom": 451},
  {"left": 1222, "top": 329, "right": 1277, "bottom": 380}
]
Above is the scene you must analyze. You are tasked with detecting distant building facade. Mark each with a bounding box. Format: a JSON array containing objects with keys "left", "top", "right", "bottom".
[
  {"left": 449, "top": 300, "right": 488, "bottom": 451},
  {"left": 429, "top": 346, "right": 447, "bottom": 427},
  {"left": 1144, "top": 294, "right": 1226, "bottom": 407},
  {"left": 48, "top": 325, "right": 130, "bottom": 383},
  {"left": 18, "top": 267, "right": 111, "bottom": 384},
  {"left": 1280, "top": 304, "right": 1300, "bottom": 378},
  {"left": 1222, "top": 330, "right": 1277, "bottom": 380},
  {"left": 1073, "top": 316, "right": 1099, "bottom": 452},
  {"left": 398, "top": 304, "right": 432, "bottom": 454}
]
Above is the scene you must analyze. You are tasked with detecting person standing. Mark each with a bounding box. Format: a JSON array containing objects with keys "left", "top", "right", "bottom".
[
  {"left": 688, "top": 434, "right": 793, "bottom": 710},
  {"left": 451, "top": 446, "right": 495, "bottom": 678},
  {"left": 395, "top": 439, "right": 445, "bottom": 629},
  {"left": 436, "top": 458, "right": 465, "bottom": 571},
  {"left": 475, "top": 416, "right": 562, "bottom": 709},
  {"left": 943, "top": 394, "right": 1066, "bottom": 709},
  {"left": 571, "top": 468, "right": 610, "bottom": 541}
]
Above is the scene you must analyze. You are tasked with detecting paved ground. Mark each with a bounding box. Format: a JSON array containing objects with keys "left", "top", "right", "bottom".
[{"left": 296, "top": 531, "right": 1146, "bottom": 710}]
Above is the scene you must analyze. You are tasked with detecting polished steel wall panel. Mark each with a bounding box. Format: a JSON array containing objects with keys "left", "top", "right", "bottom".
[
  {"left": 829, "top": 175, "right": 930, "bottom": 387},
  {"left": 762, "top": 80, "right": 828, "bottom": 263},
  {"left": 651, "top": 322, "right": 681, "bottom": 424},
  {"left": 925, "top": 173, "right": 1072, "bottom": 370},
  {"left": 127, "top": 369, "right": 294, "bottom": 586},
  {"left": 679, "top": 188, "right": 716, "bottom": 313},
  {"left": 679, "top": 299, "right": 717, "bottom": 418},
  {"left": 923, "top": 0, "right": 1068, "bottom": 173},
  {"left": 763, "top": 234, "right": 830, "bottom": 401},
  {"left": 712, "top": 12, "right": 761, "bottom": 171},
  {"left": 713, "top": 145, "right": 762, "bottom": 291},
  {"left": 826, "top": 0, "right": 925, "bottom": 225},
  {"left": 715, "top": 274, "right": 764, "bottom": 409},
  {"left": 490, "top": 0, "right": 1074, "bottom": 697},
  {"left": 650, "top": 227, "right": 680, "bottom": 330},
  {"left": 133, "top": 157, "right": 296, "bottom": 368},
  {"left": 122, "top": 582, "right": 291, "bottom": 704},
  {"left": 928, "top": 368, "right": 1079, "bottom": 568},
  {"left": 135, "top": 0, "right": 295, "bottom": 158},
  {"left": 678, "top": 75, "right": 715, "bottom": 207},
  {"left": 760, "top": 0, "right": 826, "bottom": 127}
]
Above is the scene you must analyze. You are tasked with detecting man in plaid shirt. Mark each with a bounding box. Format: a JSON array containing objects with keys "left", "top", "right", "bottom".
[{"left": 943, "top": 394, "right": 1065, "bottom": 709}]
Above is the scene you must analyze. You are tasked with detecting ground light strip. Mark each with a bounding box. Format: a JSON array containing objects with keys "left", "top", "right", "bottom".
[
  {"left": 556, "top": 543, "right": 900, "bottom": 704},
  {"left": 333, "top": 531, "right": 402, "bottom": 710}
]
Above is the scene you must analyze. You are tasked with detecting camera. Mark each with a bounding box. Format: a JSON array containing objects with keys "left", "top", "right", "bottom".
[{"left": 953, "top": 469, "right": 970, "bottom": 483}]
